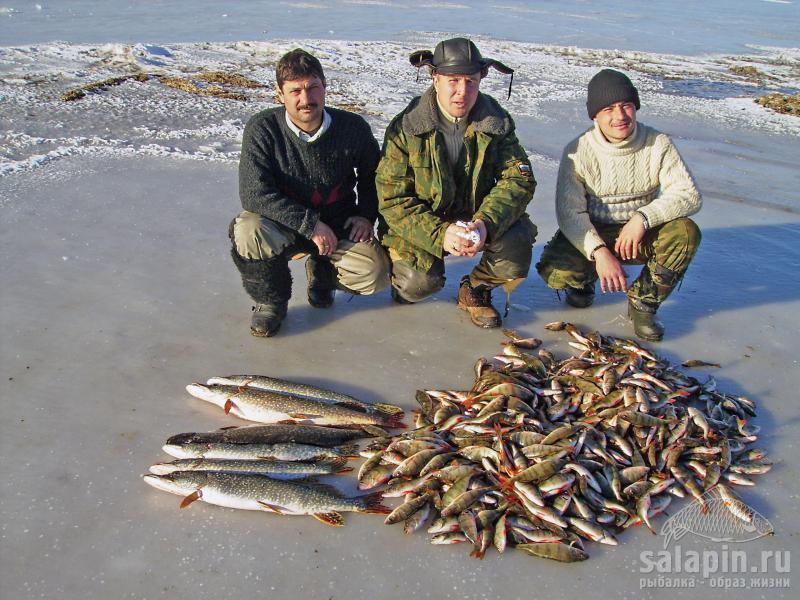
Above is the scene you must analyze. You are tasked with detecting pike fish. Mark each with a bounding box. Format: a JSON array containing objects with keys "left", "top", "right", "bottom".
[
  {"left": 186, "top": 383, "right": 405, "bottom": 428},
  {"left": 206, "top": 375, "right": 403, "bottom": 416},
  {"left": 166, "top": 423, "right": 374, "bottom": 448},
  {"left": 143, "top": 471, "right": 390, "bottom": 526},
  {"left": 161, "top": 441, "right": 359, "bottom": 461},
  {"left": 149, "top": 457, "right": 352, "bottom": 479}
]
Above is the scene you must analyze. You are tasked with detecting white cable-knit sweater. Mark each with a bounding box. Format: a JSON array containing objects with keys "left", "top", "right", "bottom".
[{"left": 555, "top": 122, "right": 701, "bottom": 259}]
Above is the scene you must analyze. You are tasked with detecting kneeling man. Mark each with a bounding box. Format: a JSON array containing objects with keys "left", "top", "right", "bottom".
[
  {"left": 376, "top": 38, "right": 537, "bottom": 328},
  {"left": 230, "top": 49, "right": 389, "bottom": 336},
  {"left": 537, "top": 69, "right": 701, "bottom": 341}
]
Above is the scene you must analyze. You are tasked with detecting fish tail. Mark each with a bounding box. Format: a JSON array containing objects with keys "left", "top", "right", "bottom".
[
  {"left": 383, "top": 412, "right": 407, "bottom": 429},
  {"left": 337, "top": 443, "right": 361, "bottom": 458},
  {"left": 373, "top": 402, "right": 404, "bottom": 415},
  {"left": 361, "top": 424, "right": 389, "bottom": 437},
  {"left": 319, "top": 457, "right": 351, "bottom": 473},
  {"left": 359, "top": 491, "right": 392, "bottom": 515}
]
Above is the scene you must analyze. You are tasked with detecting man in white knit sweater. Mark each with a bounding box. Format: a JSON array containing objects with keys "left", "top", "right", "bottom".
[{"left": 537, "top": 68, "right": 701, "bottom": 341}]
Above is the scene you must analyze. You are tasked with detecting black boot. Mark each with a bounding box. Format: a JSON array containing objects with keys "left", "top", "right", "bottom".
[
  {"left": 628, "top": 263, "right": 681, "bottom": 342},
  {"left": 305, "top": 256, "right": 336, "bottom": 308},
  {"left": 231, "top": 247, "right": 292, "bottom": 337},
  {"left": 565, "top": 282, "right": 595, "bottom": 308},
  {"left": 628, "top": 299, "right": 664, "bottom": 342}
]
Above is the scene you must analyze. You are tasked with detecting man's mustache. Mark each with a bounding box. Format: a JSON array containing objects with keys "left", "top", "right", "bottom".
[{"left": 297, "top": 103, "right": 318, "bottom": 110}]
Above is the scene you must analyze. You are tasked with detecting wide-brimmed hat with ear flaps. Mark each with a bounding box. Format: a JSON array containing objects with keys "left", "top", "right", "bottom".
[{"left": 410, "top": 37, "right": 515, "bottom": 97}]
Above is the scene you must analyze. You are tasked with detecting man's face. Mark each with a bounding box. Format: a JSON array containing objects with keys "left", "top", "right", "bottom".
[
  {"left": 594, "top": 101, "right": 637, "bottom": 143},
  {"left": 277, "top": 75, "right": 326, "bottom": 132},
  {"left": 432, "top": 72, "right": 482, "bottom": 119}
]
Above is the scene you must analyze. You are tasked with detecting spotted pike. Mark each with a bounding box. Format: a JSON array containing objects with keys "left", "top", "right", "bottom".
[
  {"left": 166, "top": 424, "right": 374, "bottom": 448},
  {"left": 143, "top": 471, "right": 390, "bottom": 526},
  {"left": 162, "top": 441, "right": 359, "bottom": 461},
  {"left": 206, "top": 375, "right": 403, "bottom": 416},
  {"left": 186, "top": 383, "right": 405, "bottom": 428},
  {"left": 149, "top": 457, "right": 352, "bottom": 479}
]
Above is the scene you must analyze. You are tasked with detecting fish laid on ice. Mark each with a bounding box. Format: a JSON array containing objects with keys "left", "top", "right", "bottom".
[
  {"left": 374, "top": 323, "right": 768, "bottom": 563},
  {"left": 143, "top": 471, "right": 390, "bottom": 526},
  {"left": 166, "top": 423, "right": 376, "bottom": 448},
  {"left": 149, "top": 457, "right": 352, "bottom": 479},
  {"left": 186, "top": 383, "right": 405, "bottom": 428},
  {"left": 161, "top": 441, "right": 359, "bottom": 461},
  {"left": 206, "top": 375, "right": 403, "bottom": 416}
]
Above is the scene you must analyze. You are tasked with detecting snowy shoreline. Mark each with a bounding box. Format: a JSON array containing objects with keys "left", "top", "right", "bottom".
[{"left": 1, "top": 38, "right": 798, "bottom": 187}]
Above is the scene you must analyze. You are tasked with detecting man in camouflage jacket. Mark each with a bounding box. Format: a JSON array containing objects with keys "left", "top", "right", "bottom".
[{"left": 376, "top": 38, "right": 537, "bottom": 328}]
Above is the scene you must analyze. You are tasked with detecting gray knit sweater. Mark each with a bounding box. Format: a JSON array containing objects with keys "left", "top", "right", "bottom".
[
  {"left": 238, "top": 106, "right": 380, "bottom": 239},
  {"left": 556, "top": 122, "right": 701, "bottom": 258}
]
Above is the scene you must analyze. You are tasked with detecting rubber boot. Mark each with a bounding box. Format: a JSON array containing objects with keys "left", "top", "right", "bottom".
[
  {"left": 627, "top": 263, "right": 681, "bottom": 342},
  {"left": 390, "top": 287, "right": 412, "bottom": 305},
  {"left": 305, "top": 256, "right": 336, "bottom": 308},
  {"left": 628, "top": 299, "right": 665, "bottom": 342},
  {"left": 231, "top": 246, "right": 292, "bottom": 337},
  {"left": 457, "top": 275, "right": 501, "bottom": 328},
  {"left": 565, "top": 282, "right": 595, "bottom": 308}
]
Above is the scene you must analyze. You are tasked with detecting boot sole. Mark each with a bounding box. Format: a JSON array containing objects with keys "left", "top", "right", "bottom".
[
  {"left": 250, "top": 327, "right": 280, "bottom": 337},
  {"left": 308, "top": 298, "right": 334, "bottom": 309},
  {"left": 633, "top": 330, "right": 663, "bottom": 342},
  {"left": 627, "top": 306, "right": 664, "bottom": 342},
  {"left": 565, "top": 295, "right": 594, "bottom": 309},
  {"left": 458, "top": 303, "right": 501, "bottom": 328}
]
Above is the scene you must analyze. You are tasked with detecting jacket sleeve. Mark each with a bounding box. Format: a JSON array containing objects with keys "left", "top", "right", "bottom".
[
  {"left": 355, "top": 120, "right": 381, "bottom": 224},
  {"left": 238, "top": 115, "right": 318, "bottom": 238},
  {"left": 637, "top": 136, "right": 702, "bottom": 228},
  {"left": 376, "top": 120, "right": 448, "bottom": 258},
  {"left": 555, "top": 142, "right": 606, "bottom": 259},
  {"left": 472, "top": 125, "right": 536, "bottom": 242}
]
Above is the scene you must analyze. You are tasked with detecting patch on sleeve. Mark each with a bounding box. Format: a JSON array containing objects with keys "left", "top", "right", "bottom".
[{"left": 517, "top": 163, "right": 532, "bottom": 177}]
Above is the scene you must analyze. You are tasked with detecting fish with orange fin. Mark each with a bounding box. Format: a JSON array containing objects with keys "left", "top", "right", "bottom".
[
  {"left": 186, "top": 383, "right": 405, "bottom": 428},
  {"left": 206, "top": 375, "right": 403, "bottom": 416},
  {"left": 143, "top": 471, "right": 390, "bottom": 526}
]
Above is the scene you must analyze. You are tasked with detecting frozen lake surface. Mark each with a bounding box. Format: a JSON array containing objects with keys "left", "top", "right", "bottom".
[
  {"left": 1, "top": 0, "right": 799, "bottom": 55},
  {"left": 1, "top": 4, "right": 799, "bottom": 599}
]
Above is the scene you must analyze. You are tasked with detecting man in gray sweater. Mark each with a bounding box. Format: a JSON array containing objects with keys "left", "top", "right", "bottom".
[
  {"left": 230, "top": 49, "right": 389, "bottom": 337},
  {"left": 537, "top": 69, "right": 701, "bottom": 341}
]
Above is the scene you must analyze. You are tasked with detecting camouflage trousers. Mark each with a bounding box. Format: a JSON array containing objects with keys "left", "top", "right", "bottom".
[
  {"left": 230, "top": 211, "right": 390, "bottom": 295},
  {"left": 390, "top": 215, "right": 538, "bottom": 302},
  {"left": 536, "top": 218, "right": 701, "bottom": 306}
]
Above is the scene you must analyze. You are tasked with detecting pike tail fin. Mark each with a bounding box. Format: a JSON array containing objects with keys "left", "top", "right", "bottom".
[
  {"left": 359, "top": 491, "right": 392, "bottom": 515},
  {"left": 383, "top": 412, "right": 407, "bottom": 429}
]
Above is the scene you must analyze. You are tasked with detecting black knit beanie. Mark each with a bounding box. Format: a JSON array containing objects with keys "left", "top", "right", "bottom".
[{"left": 586, "top": 69, "right": 640, "bottom": 119}]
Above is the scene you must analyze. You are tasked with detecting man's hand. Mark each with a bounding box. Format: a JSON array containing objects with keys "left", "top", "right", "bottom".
[
  {"left": 614, "top": 213, "right": 646, "bottom": 261},
  {"left": 594, "top": 246, "right": 628, "bottom": 293},
  {"left": 443, "top": 220, "right": 486, "bottom": 256},
  {"left": 443, "top": 223, "right": 469, "bottom": 256},
  {"left": 311, "top": 220, "right": 338, "bottom": 256},
  {"left": 344, "top": 216, "right": 373, "bottom": 243},
  {"left": 461, "top": 219, "right": 487, "bottom": 257}
]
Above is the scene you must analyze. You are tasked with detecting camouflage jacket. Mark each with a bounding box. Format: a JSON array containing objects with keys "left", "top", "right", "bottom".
[{"left": 376, "top": 86, "right": 536, "bottom": 272}]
